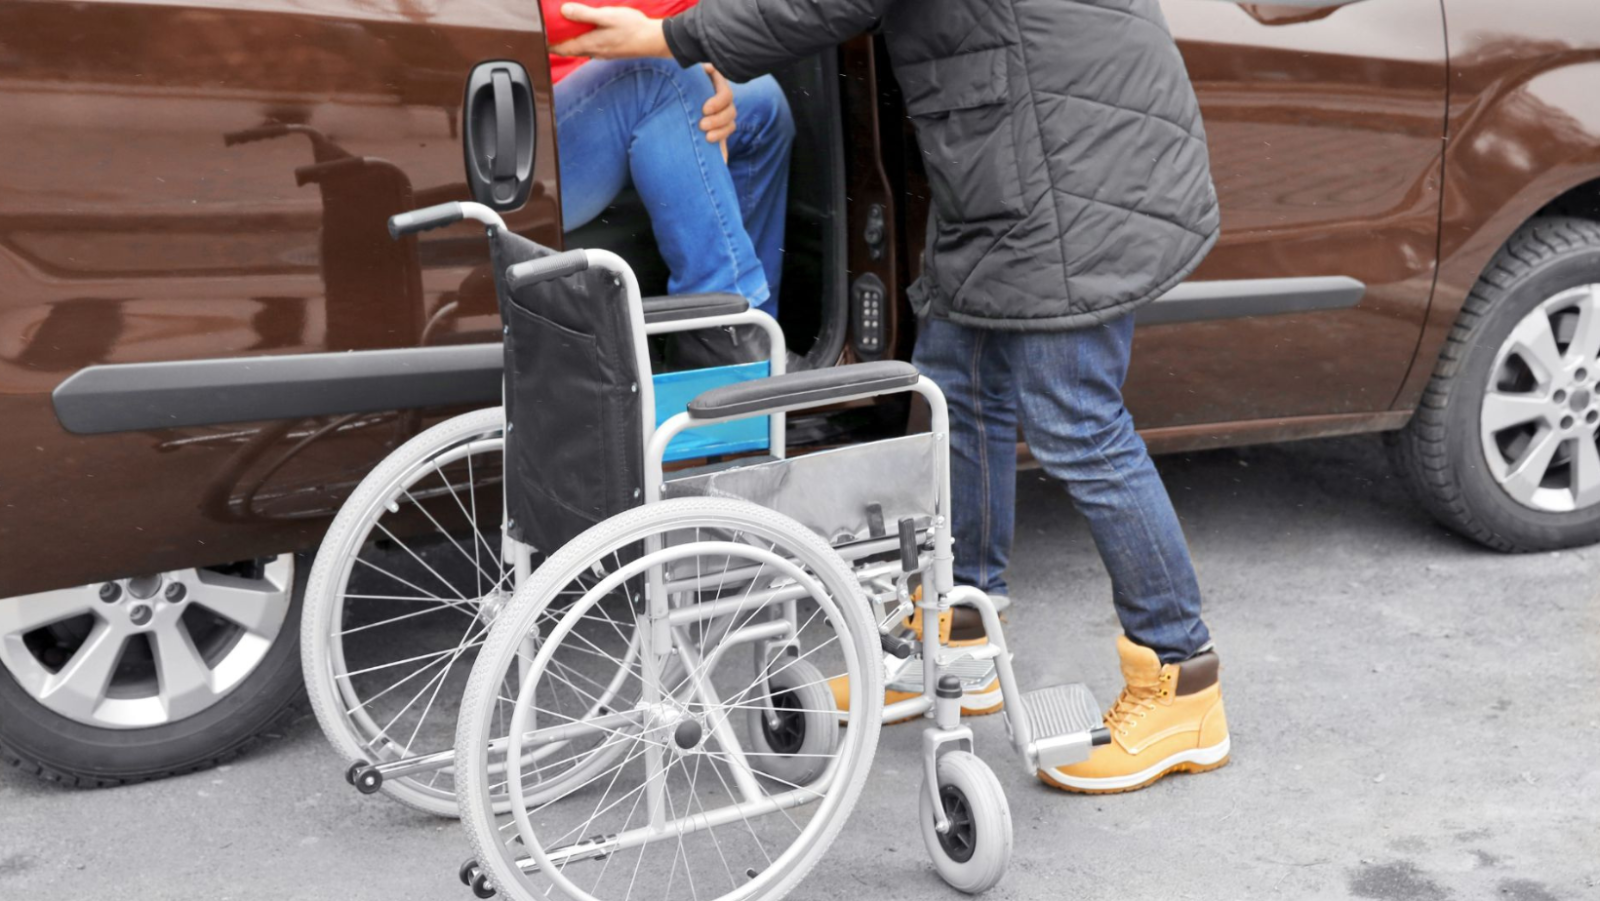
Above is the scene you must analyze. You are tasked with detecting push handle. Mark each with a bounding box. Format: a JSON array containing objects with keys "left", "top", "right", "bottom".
[
  {"left": 387, "top": 202, "right": 464, "bottom": 240},
  {"left": 505, "top": 251, "right": 590, "bottom": 292}
]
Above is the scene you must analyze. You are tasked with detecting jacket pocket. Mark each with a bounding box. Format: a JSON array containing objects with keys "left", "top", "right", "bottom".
[{"left": 898, "top": 47, "right": 1022, "bottom": 223}]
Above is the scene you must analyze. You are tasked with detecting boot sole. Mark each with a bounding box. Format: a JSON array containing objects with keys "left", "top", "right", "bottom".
[{"left": 1037, "top": 737, "right": 1231, "bottom": 794}]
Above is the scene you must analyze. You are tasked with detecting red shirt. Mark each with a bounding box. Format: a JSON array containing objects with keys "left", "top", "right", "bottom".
[{"left": 543, "top": 0, "right": 699, "bottom": 84}]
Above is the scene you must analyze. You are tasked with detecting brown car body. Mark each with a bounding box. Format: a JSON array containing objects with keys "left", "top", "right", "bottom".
[{"left": 3, "top": 0, "right": 1600, "bottom": 596}]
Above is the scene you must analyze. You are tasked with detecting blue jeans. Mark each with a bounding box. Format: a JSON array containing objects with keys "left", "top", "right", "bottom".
[
  {"left": 913, "top": 315, "right": 1210, "bottom": 663},
  {"left": 555, "top": 59, "right": 793, "bottom": 317}
]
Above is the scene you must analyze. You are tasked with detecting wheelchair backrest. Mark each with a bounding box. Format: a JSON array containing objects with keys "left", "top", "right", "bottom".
[{"left": 492, "top": 228, "right": 646, "bottom": 554}]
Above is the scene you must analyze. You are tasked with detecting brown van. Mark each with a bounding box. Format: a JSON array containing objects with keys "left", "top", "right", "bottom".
[{"left": 3, "top": 0, "right": 1599, "bottom": 782}]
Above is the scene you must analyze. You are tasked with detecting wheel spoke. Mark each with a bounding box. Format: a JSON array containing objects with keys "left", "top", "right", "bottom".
[
  {"left": 152, "top": 621, "right": 217, "bottom": 720},
  {"left": 1481, "top": 391, "right": 1551, "bottom": 433},
  {"left": 191, "top": 571, "right": 291, "bottom": 637},
  {"left": 1568, "top": 286, "right": 1600, "bottom": 365},
  {"left": 1503, "top": 427, "right": 1561, "bottom": 501},
  {"left": 374, "top": 522, "right": 471, "bottom": 601},
  {"left": 1509, "top": 310, "right": 1565, "bottom": 385},
  {"left": 0, "top": 584, "right": 98, "bottom": 636},
  {"left": 1573, "top": 434, "right": 1600, "bottom": 508},
  {"left": 38, "top": 621, "right": 124, "bottom": 720}
]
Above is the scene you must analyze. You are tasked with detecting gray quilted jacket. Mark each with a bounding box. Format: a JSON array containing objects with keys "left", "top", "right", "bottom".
[{"left": 664, "top": 0, "right": 1220, "bottom": 330}]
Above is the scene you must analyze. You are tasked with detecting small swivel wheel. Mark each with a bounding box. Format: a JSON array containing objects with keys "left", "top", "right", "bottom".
[
  {"left": 470, "top": 871, "right": 496, "bottom": 899},
  {"left": 459, "top": 859, "right": 480, "bottom": 887},
  {"left": 744, "top": 658, "right": 839, "bottom": 785},
  {"left": 349, "top": 762, "right": 383, "bottom": 795},
  {"left": 919, "top": 751, "right": 1012, "bottom": 894}
]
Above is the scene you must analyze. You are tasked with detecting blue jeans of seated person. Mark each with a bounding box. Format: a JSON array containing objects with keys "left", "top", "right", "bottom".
[
  {"left": 912, "top": 314, "right": 1211, "bottom": 664},
  {"left": 555, "top": 58, "right": 793, "bottom": 318}
]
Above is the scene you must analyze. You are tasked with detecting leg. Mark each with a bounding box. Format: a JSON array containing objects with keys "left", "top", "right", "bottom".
[
  {"left": 554, "top": 59, "right": 769, "bottom": 306},
  {"left": 1012, "top": 315, "right": 1209, "bottom": 663},
  {"left": 723, "top": 74, "right": 794, "bottom": 317},
  {"left": 912, "top": 317, "right": 1018, "bottom": 600}
]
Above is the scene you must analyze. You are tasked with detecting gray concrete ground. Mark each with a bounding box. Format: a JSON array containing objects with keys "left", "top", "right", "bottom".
[{"left": 3, "top": 435, "right": 1597, "bottom": 900}]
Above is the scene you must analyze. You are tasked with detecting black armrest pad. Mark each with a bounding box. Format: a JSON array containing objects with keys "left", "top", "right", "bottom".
[
  {"left": 688, "top": 360, "right": 920, "bottom": 420},
  {"left": 641, "top": 293, "right": 749, "bottom": 325}
]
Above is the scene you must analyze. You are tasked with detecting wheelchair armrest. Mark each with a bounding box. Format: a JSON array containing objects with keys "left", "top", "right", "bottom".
[
  {"left": 687, "top": 360, "right": 919, "bottom": 420},
  {"left": 641, "top": 293, "right": 749, "bottom": 325}
]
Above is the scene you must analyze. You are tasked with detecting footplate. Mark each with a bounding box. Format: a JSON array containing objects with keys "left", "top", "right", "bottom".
[
  {"left": 1019, "top": 682, "right": 1108, "bottom": 770},
  {"left": 883, "top": 650, "right": 997, "bottom": 695}
]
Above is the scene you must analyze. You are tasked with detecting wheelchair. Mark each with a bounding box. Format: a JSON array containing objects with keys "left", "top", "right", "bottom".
[
  {"left": 309, "top": 201, "right": 1113, "bottom": 899},
  {"left": 300, "top": 201, "right": 789, "bottom": 816}
]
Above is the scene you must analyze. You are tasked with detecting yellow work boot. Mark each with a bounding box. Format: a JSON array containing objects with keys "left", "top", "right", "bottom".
[
  {"left": 828, "top": 602, "right": 1003, "bottom": 722},
  {"left": 1039, "top": 636, "right": 1229, "bottom": 794}
]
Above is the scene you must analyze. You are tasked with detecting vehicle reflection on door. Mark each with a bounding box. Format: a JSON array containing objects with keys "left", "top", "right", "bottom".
[{"left": 183, "top": 118, "right": 486, "bottom": 524}]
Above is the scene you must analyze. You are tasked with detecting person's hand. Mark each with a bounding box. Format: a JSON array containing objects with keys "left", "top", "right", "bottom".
[
  {"left": 700, "top": 65, "right": 737, "bottom": 147},
  {"left": 551, "top": 4, "right": 671, "bottom": 59}
]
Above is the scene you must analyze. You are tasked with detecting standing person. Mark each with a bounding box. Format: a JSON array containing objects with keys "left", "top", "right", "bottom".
[{"left": 552, "top": 0, "right": 1229, "bottom": 794}]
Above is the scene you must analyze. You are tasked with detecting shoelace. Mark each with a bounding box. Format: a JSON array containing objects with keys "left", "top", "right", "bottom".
[{"left": 1104, "top": 672, "right": 1173, "bottom": 735}]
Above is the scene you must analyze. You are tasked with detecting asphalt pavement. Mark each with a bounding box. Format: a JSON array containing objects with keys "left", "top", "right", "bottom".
[{"left": 3, "top": 434, "right": 1597, "bottom": 901}]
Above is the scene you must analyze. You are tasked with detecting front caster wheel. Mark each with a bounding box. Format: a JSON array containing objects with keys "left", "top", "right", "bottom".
[
  {"left": 919, "top": 751, "right": 1011, "bottom": 894},
  {"left": 744, "top": 657, "right": 838, "bottom": 785}
]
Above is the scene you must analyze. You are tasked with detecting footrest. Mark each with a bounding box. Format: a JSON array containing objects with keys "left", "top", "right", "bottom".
[
  {"left": 1020, "top": 682, "right": 1106, "bottom": 770},
  {"left": 884, "top": 650, "right": 997, "bottom": 694}
]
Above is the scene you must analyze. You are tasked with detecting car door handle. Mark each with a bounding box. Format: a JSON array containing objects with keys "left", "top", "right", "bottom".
[
  {"left": 491, "top": 69, "right": 516, "bottom": 180},
  {"left": 465, "top": 61, "right": 534, "bottom": 211}
]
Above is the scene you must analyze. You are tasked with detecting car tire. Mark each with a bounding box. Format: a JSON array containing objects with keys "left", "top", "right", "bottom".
[
  {"left": 1392, "top": 216, "right": 1600, "bottom": 551},
  {"left": 0, "top": 557, "right": 307, "bottom": 787}
]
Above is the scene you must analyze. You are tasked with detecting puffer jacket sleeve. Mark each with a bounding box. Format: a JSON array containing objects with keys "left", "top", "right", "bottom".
[{"left": 663, "top": 0, "right": 896, "bottom": 82}]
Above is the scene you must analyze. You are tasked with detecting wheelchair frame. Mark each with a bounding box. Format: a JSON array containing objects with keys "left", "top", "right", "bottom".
[{"left": 322, "top": 201, "right": 1111, "bottom": 899}]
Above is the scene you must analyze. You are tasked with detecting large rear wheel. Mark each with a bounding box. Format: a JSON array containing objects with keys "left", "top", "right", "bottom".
[
  {"left": 302, "top": 407, "right": 522, "bottom": 815},
  {"left": 456, "top": 497, "right": 883, "bottom": 901}
]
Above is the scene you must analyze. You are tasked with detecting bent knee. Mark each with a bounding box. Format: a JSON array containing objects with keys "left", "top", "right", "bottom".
[{"left": 735, "top": 75, "right": 795, "bottom": 145}]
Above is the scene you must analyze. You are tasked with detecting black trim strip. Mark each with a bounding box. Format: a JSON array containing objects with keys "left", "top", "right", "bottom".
[
  {"left": 1136, "top": 276, "right": 1365, "bottom": 326},
  {"left": 53, "top": 277, "right": 1366, "bottom": 435},
  {"left": 52, "top": 344, "right": 503, "bottom": 435}
]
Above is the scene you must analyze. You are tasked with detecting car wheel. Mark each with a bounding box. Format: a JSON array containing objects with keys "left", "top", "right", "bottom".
[
  {"left": 1393, "top": 216, "right": 1600, "bottom": 551},
  {"left": 0, "top": 555, "right": 305, "bottom": 786}
]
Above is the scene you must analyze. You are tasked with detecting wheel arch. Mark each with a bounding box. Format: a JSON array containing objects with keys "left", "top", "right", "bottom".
[{"left": 1394, "top": 58, "right": 1600, "bottom": 413}]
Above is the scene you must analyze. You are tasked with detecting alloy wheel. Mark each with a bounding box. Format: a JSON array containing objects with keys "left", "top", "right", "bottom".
[
  {"left": 1480, "top": 284, "right": 1600, "bottom": 513},
  {"left": 0, "top": 557, "right": 294, "bottom": 728}
]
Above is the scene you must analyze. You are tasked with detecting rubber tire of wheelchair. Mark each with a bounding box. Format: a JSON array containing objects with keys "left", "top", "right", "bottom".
[
  {"left": 743, "top": 657, "right": 839, "bottom": 786},
  {"left": 301, "top": 406, "right": 506, "bottom": 819},
  {"left": 455, "top": 497, "right": 884, "bottom": 901},
  {"left": 919, "top": 751, "right": 1012, "bottom": 895}
]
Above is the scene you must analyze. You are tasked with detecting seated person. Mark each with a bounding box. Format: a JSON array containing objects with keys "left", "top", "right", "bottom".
[{"left": 545, "top": 0, "right": 794, "bottom": 320}]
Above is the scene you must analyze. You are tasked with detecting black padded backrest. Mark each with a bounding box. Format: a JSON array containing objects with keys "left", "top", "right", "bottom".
[{"left": 491, "top": 229, "right": 645, "bottom": 552}]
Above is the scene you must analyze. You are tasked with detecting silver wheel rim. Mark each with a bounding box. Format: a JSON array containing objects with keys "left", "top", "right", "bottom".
[
  {"left": 1481, "top": 284, "right": 1600, "bottom": 513},
  {"left": 320, "top": 427, "right": 509, "bottom": 807},
  {"left": 0, "top": 556, "right": 293, "bottom": 729}
]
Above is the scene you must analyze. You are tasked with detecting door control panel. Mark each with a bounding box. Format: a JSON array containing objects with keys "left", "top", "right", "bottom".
[{"left": 850, "top": 273, "right": 888, "bottom": 359}]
